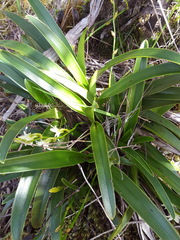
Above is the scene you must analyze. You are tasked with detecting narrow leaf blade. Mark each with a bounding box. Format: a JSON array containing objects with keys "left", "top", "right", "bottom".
[
  {"left": 11, "top": 171, "right": 41, "bottom": 240},
  {"left": 90, "top": 121, "right": 116, "bottom": 219},
  {"left": 112, "top": 166, "right": 179, "bottom": 240}
]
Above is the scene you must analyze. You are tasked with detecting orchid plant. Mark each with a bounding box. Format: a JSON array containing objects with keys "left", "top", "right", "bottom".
[{"left": 0, "top": 0, "right": 180, "bottom": 239}]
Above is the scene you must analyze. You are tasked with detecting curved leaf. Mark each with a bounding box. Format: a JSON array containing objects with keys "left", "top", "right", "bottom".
[
  {"left": 4, "top": 11, "right": 50, "bottom": 51},
  {"left": 11, "top": 171, "right": 41, "bottom": 240},
  {"left": 112, "top": 166, "right": 179, "bottom": 240},
  {"left": 124, "top": 40, "right": 148, "bottom": 135},
  {"left": 25, "top": 79, "right": 55, "bottom": 104},
  {"left": 31, "top": 169, "right": 59, "bottom": 228},
  {"left": 0, "top": 50, "right": 88, "bottom": 114},
  {"left": 90, "top": 121, "right": 116, "bottom": 219},
  {"left": 0, "top": 61, "right": 26, "bottom": 89},
  {"left": 0, "top": 40, "right": 74, "bottom": 82},
  {"left": 143, "top": 121, "right": 180, "bottom": 151},
  {"left": 125, "top": 150, "right": 175, "bottom": 218},
  {"left": 145, "top": 87, "right": 180, "bottom": 100},
  {"left": 142, "top": 99, "right": 179, "bottom": 109},
  {"left": 141, "top": 110, "right": 180, "bottom": 138},
  {"left": 27, "top": 15, "right": 88, "bottom": 89},
  {"left": 0, "top": 150, "right": 87, "bottom": 174},
  {"left": 145, "top": 74, "right": 180, "bottom": 96},
  {"left": 99, "top": 62, "right": 180, "bottom": 100},
  {"left": 123, "top": 148, "right": 153, "bottom": 175},
  {"left": 98, "top": 48, "right": 180, "bottom": 76},
  {"left": 0, "top": 75, "right": 33, "bottom": 100},
  {"left": 28, "top": 0, "right": 73, "bottom": 54},
  {"left": 77, "top": 29, "right": 87, "bottom": 75},
  {"left": 0, "top": 108, "right": 62, "bottom": 163}
]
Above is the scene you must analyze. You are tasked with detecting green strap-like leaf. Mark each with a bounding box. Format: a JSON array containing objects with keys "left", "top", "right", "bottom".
[
  {"left": 123, "top": 148, "right": 153, "bottom": 176},
  {"left": 31, "top": 169, "right": 59, "bottom": 228},
  {"left": 0, "top": 108, "right": 62, "bottom": 163},
  {"left": 141, "top": 110, "right": 180, "bottom": 138},
  {"left": 11, "top": 171, "right": 41, "bottom": 240},
  {"left": 143, "top": 121, "right": 180, "bottom": 151},
  {"left": 28, "top": 0, "right": 73, "bottom": 54},
  {"left": 0, "top": 40, "right": 75, "bottom": 82},
  {"left": 0, "top": 61, "right": 26, "bottom": 89},
  {"left": 124, "top": 40, "right": 148, "bottom": 135},
  {"left": 48, "top": 187, "right": 64, "bottom": 240},
  {"left": 0, "top": 50, "right": 88, "bottom": 114},
  {"left": 142, "top": 99, "right": 179, "bottom": 110},
  {"left": 112, "top": 166, "right": 179, "bottom": 240},
  {"left": 90, "top": 121, "right": 116, "bottom": 219},
  {"left": 25, "top": 79, "right": 55, "bottom": 104},
  {"left": 108, "top": 207, "right": 134, "bottom": 240},
  {"left": 138, "top": 146, "right": 180, "bottom": 193},
  {"left": 0, "top": 75, "right": 33, "bottom": 100},
  {"left": 27, "top": 15, "right": 88, "bottom": 89},
  {"left": 0, "top": 173, "right": 21, "bottom": 183},
  {"left": 145, "top": 143, "right": 179, "bottom": 177},
  {"left": 145, "top": 74, "right": 180, "bottom": 96},
  {"left": 0, "top": 150, "right": 87, "bottom": 174},
  {"left": 125, "top": 149, "right": 175, "bottom": 218},
  {"left": 99, "top": 62, "right": 180, "bottom": 100},
  {"left": 160, "top": 181, "right": 180, "bottom": 209},
  {"left": 4, "top": 11, "right": 50, "bottom": 51},
  {"left": 98, "top": 48, "right": 180, "bottom": 76},
  {"left": 77, "top": 29, "right": 87, "bottom": 75},
  {"left": 145, "top": 87, "right": 180, "bottom": 100}
]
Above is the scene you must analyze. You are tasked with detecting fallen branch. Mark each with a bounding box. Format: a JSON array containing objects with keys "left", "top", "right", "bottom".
[{"left": 1, "top": 95, "right": 23, "bottom": 122}]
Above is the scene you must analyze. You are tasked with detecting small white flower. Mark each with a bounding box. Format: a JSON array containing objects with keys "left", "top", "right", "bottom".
[
  {"left": 50, "top": 126, "right": 68, "bottom": 137},
  {"left": 15, "top": 132, "right": 37, "bottom": 145},
  {"left": 36, "top": 140, "right": 48, "bottom": 147},
  {"left": 18, "top": 132, "right": 35, "bottom": 142},
  {"left": 36, "top": 139, "right": 53, "bottom": 150}
]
